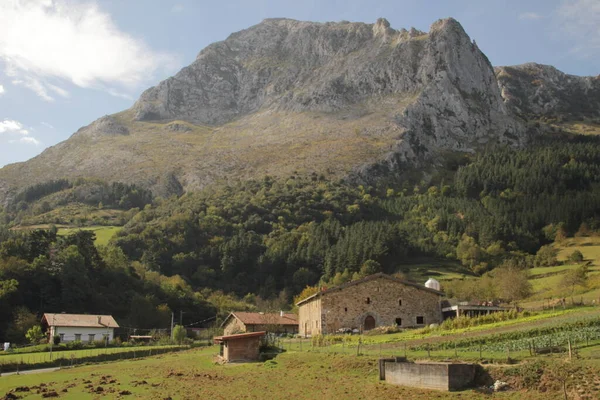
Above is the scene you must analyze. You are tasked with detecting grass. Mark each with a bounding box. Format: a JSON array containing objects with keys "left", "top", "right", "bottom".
[
  {"left": 0, "top": 346, "right": 580, "bottom": 399},
  {"left": 57, "top": 226, "right": 122, "bottom": 246},
  {"left": 0, "top": 345, "right": 179, "bottom": 367}
]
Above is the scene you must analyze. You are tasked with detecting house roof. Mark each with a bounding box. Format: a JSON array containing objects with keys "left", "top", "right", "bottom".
[
  {"left": 42, "top": 313, "right": 119, "bottom": 328},
  {"left": 221, "top": 312, "right": 298, "bottom": 328},
  {"left": 295, "top": 273, "right": 444, "bottom": 306},
  {"left": 214, "top": 331, "right": 266, "bottom": 342}
]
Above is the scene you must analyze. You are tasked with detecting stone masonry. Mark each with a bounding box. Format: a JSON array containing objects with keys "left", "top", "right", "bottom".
[{"left": 298, "top": 273, "right": 443, "bottom": 336}]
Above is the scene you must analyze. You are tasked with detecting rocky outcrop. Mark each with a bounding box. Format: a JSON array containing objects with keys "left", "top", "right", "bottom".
[
  {"left": 72, "top": 115, "right": 129, "bottom": 139},
  {"left": 496, "top": 63, "right": 600, "bottom": 119},
  {"left": 0, "top": 17, "right": 558, "bottom": 203}
]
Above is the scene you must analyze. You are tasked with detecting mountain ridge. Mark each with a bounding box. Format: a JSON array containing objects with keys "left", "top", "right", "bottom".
[{"left": 0, "top": 17, "right": 596, "bottom": 205}]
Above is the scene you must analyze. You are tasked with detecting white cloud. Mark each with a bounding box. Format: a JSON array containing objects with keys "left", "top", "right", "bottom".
[
  {"left": 0, "top": 120, "right": 29, "bottom": 135},
  {"left": 519, "top": 12, "right": 543, "bottom": 20},
  {"left": 0, "top": 0, "right": 173, "bottom": 100},
  {"left": 41, "top": 121, "right": 55, "bottom": 129},
  {"left": 172, "top": 4, "right": 184, "bottom": 13},
  {"left": 18, "top": 136, "right": 42, "bottom": 146},
  {"left": 12, "top": 77, "right": 55, "bottom": 101},
  {"left": 557, "top": 0, "right": 600, "bottom": 57},
  {"left": 0, "top": 84, "right": 4, "bottom": 95},
  {"left": 1, "top": 118, "right": 41, "bottom": 145}
]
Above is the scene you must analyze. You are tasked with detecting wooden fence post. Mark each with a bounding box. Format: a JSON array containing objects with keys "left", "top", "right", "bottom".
[{"left": 568, "top": 338, "right": 572, "bottom": 360}]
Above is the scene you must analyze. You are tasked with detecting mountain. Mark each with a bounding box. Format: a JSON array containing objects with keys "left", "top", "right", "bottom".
[
  {"left": 1, "top": 17, "right": 594, "bottom": 205},
  {"left": 496, "top": 63, "right": 600, "bottom": 120}
]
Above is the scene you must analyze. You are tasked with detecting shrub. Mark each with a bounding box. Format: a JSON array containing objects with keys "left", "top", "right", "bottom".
[
  {"left": 568, "top": 250, "right": 584, "bottom": 263},
  {"left": 172, "top": 325, "right": 187, "bottom": 344},
  {"left": 53, "top": 335, "right": 61, "bottom": 346}
]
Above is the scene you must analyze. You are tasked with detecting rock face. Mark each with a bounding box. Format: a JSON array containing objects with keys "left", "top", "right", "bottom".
[
  {"left": 496, "top": 63, "right": 600, "bottom": 119},
  {"left": 72, "top": 115, "right": 129, "bottom": 139},
  {"left": 133, "top": 17, "right": 523, "bottom": 149},
  {"left": 0, "top": 17, "right": 551, "bottom": 203}
]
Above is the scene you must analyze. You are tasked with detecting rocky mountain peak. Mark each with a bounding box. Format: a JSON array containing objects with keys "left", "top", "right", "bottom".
[
  {"left": 496, "top": 63, "right": 600, "bottom": 118},
  {"left": 0, "top": 16, "right": 555, "bottom": 203}
]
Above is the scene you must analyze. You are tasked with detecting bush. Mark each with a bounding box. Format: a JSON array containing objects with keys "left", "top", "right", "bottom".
[
  {"left": 53, "top": 335, "right": 61, "bottom": 346},
  {"left": 568, "top": 250, "right": 584, "bottom": 263},
  {"left": 173, "top": 325, "right": 187, "bottom": 344}
]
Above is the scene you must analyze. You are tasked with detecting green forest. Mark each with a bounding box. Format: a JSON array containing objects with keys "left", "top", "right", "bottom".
[{"left": 1, "top": 134, "right": 599, "bottom": 343}]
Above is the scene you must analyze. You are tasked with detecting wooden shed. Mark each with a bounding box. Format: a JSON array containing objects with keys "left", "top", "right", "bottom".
[{"left": 213, "top": 331, "right": 266, "bottom": 362}]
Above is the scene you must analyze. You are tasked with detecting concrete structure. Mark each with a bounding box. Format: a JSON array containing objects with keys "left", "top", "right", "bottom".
[
  {"left": 442, "top": 302, "right": 512, "bottom": 319},
  {"left": 221, "top": 312, "right": 298, "bottom": 336},
  {"left": 297, "top": 273, "right": 443, "bottom": 337},
  {"left": 213, "top": 331, "right": 266, "bottom": 362},
  {"left": 379, "top": 358, "right": 477, "bottom": 391},
  {"left": 41, "top": 313, "right": 119, "bottom": 343}
]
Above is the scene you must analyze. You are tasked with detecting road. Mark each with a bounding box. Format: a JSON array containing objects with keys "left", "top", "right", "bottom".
[{"left": 0, "top": 367, "right": 61, "bottom": 377}]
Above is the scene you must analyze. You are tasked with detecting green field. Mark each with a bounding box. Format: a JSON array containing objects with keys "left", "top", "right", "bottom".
[
  {"left": 56, "top": 226, "right": 122, "bottom": 246},
  {"left": 2, "top": 309, "right": 600, "bottom": 399},
  {"left": 0, "top": 345, "right": 181, "bottom": 369},
  {"left": 1, "top": 342, "right": 598, "bottom": 399}
]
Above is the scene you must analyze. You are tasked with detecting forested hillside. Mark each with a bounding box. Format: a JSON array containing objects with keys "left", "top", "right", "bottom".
[{"left": 1, "top": 134, "right": 599, "bottom": 343}]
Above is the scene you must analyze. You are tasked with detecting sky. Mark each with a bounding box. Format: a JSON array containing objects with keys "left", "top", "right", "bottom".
[{"left": 0, "top": 0, "right": 598, "bottom": 167}]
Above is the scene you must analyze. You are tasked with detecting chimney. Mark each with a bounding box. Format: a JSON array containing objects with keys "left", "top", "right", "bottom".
[
  {"left": 97, "top": 316, "right": 101, "bottom": 325},
  {"left": 280, "top": 310, "right": 284, "bottom": 317}
]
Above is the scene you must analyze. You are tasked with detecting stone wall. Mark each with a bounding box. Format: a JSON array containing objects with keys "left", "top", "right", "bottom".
[
  {"left": 381, "top": 360, "right": 476, "bottom": 391},
  {"left": 321, "top": 277, "right": 442, "bottom": 333},
  {"left": 298, "top": 296, "right": 321, "bottom": 337},
  {"left": 298, "top": 276, "right": 442, "bottom": 336},
  {"left": 223, "top": 318, "right": 247, "bottom": 336}
]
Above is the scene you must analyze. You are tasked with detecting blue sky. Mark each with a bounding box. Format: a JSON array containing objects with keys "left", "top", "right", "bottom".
[{"left": 0, "top": 0, "right": 598, "bottom": 167}]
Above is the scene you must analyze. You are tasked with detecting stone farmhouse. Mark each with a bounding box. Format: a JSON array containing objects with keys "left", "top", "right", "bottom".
[
  {"left": 42, "top": 313, "right": 119, "bottom": 343},
  {"left": 221, "top": 312, "right": 298, "bottom": 336},
  {"left": 297, "top": 273, "right": 443, "bottom": 336}
]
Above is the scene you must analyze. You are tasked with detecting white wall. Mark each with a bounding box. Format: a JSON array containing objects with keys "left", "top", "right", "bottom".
[{"left": 50, "top": 326, "right": 115, "bottom": 343}]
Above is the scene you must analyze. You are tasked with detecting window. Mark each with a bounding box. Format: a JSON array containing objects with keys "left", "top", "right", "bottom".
[
  {"left": 74, "top": 334, "right": 81, "bottom": 341},
  {"left": 88, "top": 334, "right": 95, "bottom": 343},
  {"left": 398, "top": 299, "right": 402, "bottom": 306},
  {"left": 416, "top": 316, "right": 424, "bottom": 325},
  {"left": 102, "top": 334, "right": 109, "bottom": 344},
  {"left": 366, "top": 297, "right": 371, "bottom": 304},
  {"left": 59, "top": 333, "right": 64, "bottom": 341}
]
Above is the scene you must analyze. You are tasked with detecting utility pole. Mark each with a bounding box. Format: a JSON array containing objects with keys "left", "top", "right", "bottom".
[
  {"left": 180, "top": 310, "right": 183, "bottom": 326},
  {"left": 170, "top": 312, "right": 175, "bottom": 341}
]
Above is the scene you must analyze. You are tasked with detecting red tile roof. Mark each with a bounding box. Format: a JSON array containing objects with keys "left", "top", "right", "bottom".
[
  {"left": 42, "top": 313, "right": 119, "bottom": 328},
  {"left": 222, "top": 312, "right": 298, "bottom": 328},
  {"left": 214, "top": 331, "right": 266, "bottom": 342}
]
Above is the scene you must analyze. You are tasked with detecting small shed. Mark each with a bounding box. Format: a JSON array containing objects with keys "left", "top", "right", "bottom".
[{"left": 213, "top": 331, "right": 266, "bottom": 362}]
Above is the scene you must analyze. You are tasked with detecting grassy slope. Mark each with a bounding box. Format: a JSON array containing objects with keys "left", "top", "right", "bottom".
[
  {"left": 0, "top": 94, "right": 419, "bottom": 193},
  {"left": 0, "top": 347, "right": 571, "bottom": 399},
  {"left": 56, "top": 226, "right": 122, "bottom": 246},
  {"left": 0, "top": 345, "right": 177, "bottom": 366}
]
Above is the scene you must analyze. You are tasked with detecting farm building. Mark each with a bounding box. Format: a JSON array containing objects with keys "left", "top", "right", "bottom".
[
  {"left": 213, "top": 331, "right": 266, "bottom": 362},
  {"left": 221, "top": 312, "right": 298, "bottom": 336},
  {"left": 42, "top": 313, "right": 119, "bottom": 343},
  {"left": 297, "top": 273, "right": 443, "bottom": 336}
]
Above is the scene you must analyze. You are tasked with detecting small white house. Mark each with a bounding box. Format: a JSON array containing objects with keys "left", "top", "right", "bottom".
[{"left": 41, "top": 313, "right": 119, "bottom": 343}]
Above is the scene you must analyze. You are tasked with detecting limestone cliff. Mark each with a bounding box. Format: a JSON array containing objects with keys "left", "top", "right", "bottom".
[{"left": 0, "top": 17, "right": 534, "bottom": 203}]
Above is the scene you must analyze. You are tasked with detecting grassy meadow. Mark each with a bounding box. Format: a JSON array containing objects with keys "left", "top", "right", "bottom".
[{"left": 3, "top": 345, "right": 596, "bottom": 400}]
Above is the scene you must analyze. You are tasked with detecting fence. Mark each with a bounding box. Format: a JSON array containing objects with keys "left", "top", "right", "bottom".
[
  {"left": 275, "top": 326, "right": 600, "bottom": 363},
  {"left": 0, "top": 345, "right": 188, "bottom": 375}
]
